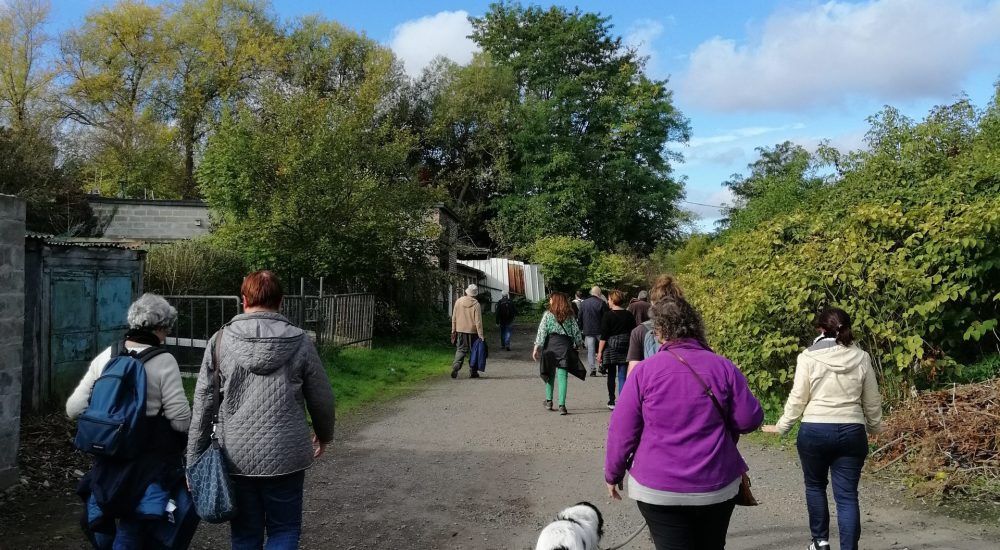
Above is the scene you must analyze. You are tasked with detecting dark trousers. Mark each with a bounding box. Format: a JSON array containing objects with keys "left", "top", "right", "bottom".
[
  {"left": 499, "top": 323, "right": 513, "bottom": 348},
  {"left": 605, "top": 362, "right": 627, "bottom": 403},
  {"left": 451, "top": 333, "right": 480, "bottom": 373},
  {"left": 637, "top": 498, "right": 737, "bottom": 550},
  {"left": 796, "top": 422, "right": 868, "bottom": 550},
  {"left": 230, "top": 471, "right": 306, "bottom": 550}
]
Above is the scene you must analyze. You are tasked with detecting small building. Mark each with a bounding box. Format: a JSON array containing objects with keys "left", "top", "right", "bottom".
[
  {"left": 458, "top": 258, "right": 546, "bottom": 303},
  {"left": 22, "top": 235, "right": 144, "bottom": 412},
  {"left": 88, "top": 196, "right": 211, "bottom": 242}
]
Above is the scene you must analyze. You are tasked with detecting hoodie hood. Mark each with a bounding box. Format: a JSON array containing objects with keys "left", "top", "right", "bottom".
[
  {"left": 802, "top": 339, "right": 866, "bottom": 373},
  {"left": 456, "top": 296, "right": 479, "bottom": 308},
  {"left": 223, "top": 312, "right": 305, "bottom": 375}
]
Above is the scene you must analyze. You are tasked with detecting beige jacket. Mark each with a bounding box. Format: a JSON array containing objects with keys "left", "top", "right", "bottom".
[
  {"left": 66, "top": 343, "right": 192, "bottom": 433},
  {"left": 776, "top": 340, "right": 883, "bottom": 435},
  {"left": 451, "top": 296, "right": 484, "bottom": 339}
]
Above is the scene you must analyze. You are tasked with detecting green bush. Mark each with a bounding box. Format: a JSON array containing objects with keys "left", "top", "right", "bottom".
[
  {"left": 524, "top": 236, "right": 596, "bottom": 292},
  {"left": 679, "top": 92, "right": 1000, "bottom": 412},
  {"left": 144, "top": 239, "right": 247, "bottom": 295}
]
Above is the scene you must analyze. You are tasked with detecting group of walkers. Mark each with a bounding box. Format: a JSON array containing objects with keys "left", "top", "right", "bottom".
[
  {"left": 66, "top": 271, "right": 335, "bottom": 549},
  {"left": 522, "top": 275, "right": 883, "bottom": 549}
]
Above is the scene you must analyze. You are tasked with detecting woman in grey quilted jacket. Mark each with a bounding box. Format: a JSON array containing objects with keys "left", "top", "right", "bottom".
[{"left": 187, "top": 271, "right": 335, "bottom": 550}]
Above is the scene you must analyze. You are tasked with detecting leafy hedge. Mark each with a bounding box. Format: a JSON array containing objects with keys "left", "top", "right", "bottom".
[{"left": 679, "top": 92, "right": 1000, "bottom": 412}]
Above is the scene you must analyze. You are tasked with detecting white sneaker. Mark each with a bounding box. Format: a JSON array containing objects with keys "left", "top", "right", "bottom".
[{"left": 807, "top": 541, "right": 830, "bottom": 550}]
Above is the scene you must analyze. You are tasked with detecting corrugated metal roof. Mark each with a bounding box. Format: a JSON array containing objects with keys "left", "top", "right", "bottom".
[
  {"left": 25, "top": 233, "right": 145, "bottom": 249},
  {"left": 25, "top": 231, "right": 54, "bottom": 239}
]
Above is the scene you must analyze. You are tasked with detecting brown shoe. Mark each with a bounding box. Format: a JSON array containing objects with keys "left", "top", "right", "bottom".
[
  {"left": 544, "top": 399, "right": 553, "bottom": 411},
  {"left": 559, "top": 405, "right": 568, "bottom": 415}
]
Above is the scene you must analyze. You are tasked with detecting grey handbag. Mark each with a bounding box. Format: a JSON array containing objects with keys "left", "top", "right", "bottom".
[{"left": 188, "top": 331, "right": 238, "bottom": 523}]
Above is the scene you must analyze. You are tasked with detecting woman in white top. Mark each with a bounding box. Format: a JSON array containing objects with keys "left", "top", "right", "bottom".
[
  {"left": 763, "top": 307, "right": 882, "bottom": 550},
  {"left": 66, "top": 293, "right": 191, "bottom": 548}
]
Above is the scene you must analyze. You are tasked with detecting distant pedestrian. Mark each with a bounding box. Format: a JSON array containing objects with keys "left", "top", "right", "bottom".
[
  {"left": 597, "top": 290, "right": 635, "bottom": 410},
  {"left": 533, "top": 292, "right": 585, "bottom": 415},
  {"left": 625, "top": 276, "right": 685, "bottom": 376},
  {"left": 606, "top": 297, "right": 763, "bottom": 550},
  {"left": 627, "top": 290, "right": 651, "bottom": 324},
  {"left": 451, "top": 284, "right": 485, "bottom": 379},
  {"left": 188, "top": 270, "right": 335, "bottom": 549},
  {"left": 495, "top": 293, "right": 517, "bottom": 351},
  {"left": 763, "top": 307, "right": 883, "bottom": 550},
  {"left": 578, "top": 286, "right": 609, "bottom": 376},
  {"left": 571, "top": 291, "right": 585, "bottom": 318}
]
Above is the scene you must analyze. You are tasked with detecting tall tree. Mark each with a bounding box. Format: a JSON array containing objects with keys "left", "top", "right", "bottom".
[
  {"left": 0, "top": 0, "right": 54, "bottom": 131},
  {"left": 412, "top": 54, "right": 516, "bottom": 246},
  {"left": 59, "top": 0, "right": 180, "bottom": 198},
  {"left": 162, "top": 0, "right": 280, "bottom": 197},
  {"left": 470, "top": 3, "right": 690, "bottom": 253}
]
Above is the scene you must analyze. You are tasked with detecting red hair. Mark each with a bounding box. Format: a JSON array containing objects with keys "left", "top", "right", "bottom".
[{"left": 241, "top": 270, "right": 283, "bottom": 310}]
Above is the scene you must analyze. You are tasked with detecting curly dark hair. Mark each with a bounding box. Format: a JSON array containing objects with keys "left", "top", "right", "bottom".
[{"left": 651, "top": 298, "right": 709, "bottom": 348}]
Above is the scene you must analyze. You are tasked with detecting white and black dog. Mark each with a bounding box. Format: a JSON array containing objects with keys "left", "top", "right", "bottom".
[{"left": 535, "top": 501, "right": 604, "bottom": 550}]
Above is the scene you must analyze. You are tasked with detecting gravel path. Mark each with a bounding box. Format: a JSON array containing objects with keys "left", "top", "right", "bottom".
[
  {"left": 191, "top": 325, "right": 999, "bottom": 550},
  {"left": 6, "top": 325, "right": 998, "bottom": 549}
]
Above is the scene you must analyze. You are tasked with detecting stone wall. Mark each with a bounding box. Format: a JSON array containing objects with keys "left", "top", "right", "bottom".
[
  {"left": 89, "top": 197, "right": 211, "bottom": 241},
  {"left": 0, "top": 195, "right": 25, "bottom": 489}
]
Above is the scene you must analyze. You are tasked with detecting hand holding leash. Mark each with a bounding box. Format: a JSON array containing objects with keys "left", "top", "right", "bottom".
[{"left": 606, "top": 481, "right": 622, "bottom": 500}]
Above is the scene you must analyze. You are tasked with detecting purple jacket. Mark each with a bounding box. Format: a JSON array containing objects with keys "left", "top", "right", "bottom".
[{"left": 605, "top": 339, "right": 763, "bottom": 492}]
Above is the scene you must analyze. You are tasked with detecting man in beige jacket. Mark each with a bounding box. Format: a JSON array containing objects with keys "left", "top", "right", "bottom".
[{"left": 451, "top": 284, "right": 485, "bottom": 378}]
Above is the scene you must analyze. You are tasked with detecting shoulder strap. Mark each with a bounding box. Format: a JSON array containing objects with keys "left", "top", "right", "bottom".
[
  {"left": 210, "top": 329, "right": 225, "bottom": 427},
  {"left": 134, "top": 346, "right": 167, "bottom": 363},
  {"left": 664, "top": 347, "right": 734, "bottom": 440}
]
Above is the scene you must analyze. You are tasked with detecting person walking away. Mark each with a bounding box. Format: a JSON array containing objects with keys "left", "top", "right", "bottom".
[
  {"left": 605, "top": 297, "right": 763, "bottom": 550},
  {"left": 495, "top": 293, "right": 517, "bottom": 351},
  {"left": 67, "top": 293, "right": 192, "bottom": 548},
  {"left": 451, "top": 284, "right": 485, "bottom": 378},
  {"left": 625, "top": 276, "right": 685, "bottom": 376},
  {"left": 578, "top": 286, "right": 609, "bottom": 376},
  {"left": 188, "top": 270, "right": 336, "bottom": 550},
  {"left": 571, "top": 291, "right": 585, "bottom": 318},
  {"left": 762, "top": 307, "right": 882, "bottom": 550},
  {"left": 627, "top": 290, "right": 651, "bottom": 324},
  {"left": 596, "top": 290, "right": 635, "bottom": 410},
  {"left": 533, "top": 292, "right": 585, "bottom": 415}
]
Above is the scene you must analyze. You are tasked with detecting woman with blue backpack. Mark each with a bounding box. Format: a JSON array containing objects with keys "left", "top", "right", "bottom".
[{"left": 67, "top": 293, "right": 194, "bottom": 549}]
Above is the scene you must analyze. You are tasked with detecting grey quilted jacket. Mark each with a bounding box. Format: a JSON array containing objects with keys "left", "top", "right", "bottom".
[{"left": 186, "top": 312, "right": 336, "bottom": 476}]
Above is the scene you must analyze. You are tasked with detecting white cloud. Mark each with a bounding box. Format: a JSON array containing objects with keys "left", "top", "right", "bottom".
[
  {"left": 389, "top": 11, "right": 478, "bottom": 76},
  {"left": 681, "top": 0, "right": 1000, "bottom": 112},
  {"left": 683, "top": 187, "right": 736, "bottom": 221},
  {"left": 625, "top": 19, "right": 665, "bottom": 71},
  {"left": 686, "top": 123, "right": 805, "bottom": 147}
]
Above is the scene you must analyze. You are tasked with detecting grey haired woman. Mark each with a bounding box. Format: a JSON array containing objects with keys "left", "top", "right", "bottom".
[{"left": 67, "top": 292, "right": 192, "bottom": 548}]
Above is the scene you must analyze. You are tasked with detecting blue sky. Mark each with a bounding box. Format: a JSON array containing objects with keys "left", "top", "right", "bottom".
[{"left": 46, "top": 0, "right": 1000, "bottom": 228}]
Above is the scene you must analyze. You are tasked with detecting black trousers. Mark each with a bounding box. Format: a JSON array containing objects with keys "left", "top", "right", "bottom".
[{"left": 637, "top": 498, "right": 737, "bottom": 550}]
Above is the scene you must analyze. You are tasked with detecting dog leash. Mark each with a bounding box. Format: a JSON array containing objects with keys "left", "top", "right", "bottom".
[{"left": 602, "top": 523, "right": 646, "bottom": 550}]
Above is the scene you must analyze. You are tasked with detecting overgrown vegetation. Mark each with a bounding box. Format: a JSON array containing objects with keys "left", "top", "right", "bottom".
[
  {"left": 143, "top": 239, "right": 247, "bottom": 295},
  {"left": 676, "top": 91, "right": 1000, "bottom": 416}
]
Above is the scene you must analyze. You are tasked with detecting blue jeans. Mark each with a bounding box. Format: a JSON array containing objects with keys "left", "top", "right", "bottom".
[
  {"left": 499, "top": 323, "right": 513, "bottom": 348},
  {"left": 112, "top": 518, "right": 152, "bottom": 550},
  {"left": 584, "top": 336, "right": 599, "bottom": 371},
  {"left": 797, "top": 423, "right": 868, "bottom": 550},
  {"left": 605, "top": 362, "right": 627, "bottom": 404},
  {"left": 230, "top": 471, "right": 306, "bottom": 550}
]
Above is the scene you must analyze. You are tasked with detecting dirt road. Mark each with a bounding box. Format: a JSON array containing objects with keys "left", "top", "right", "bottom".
[{"left": 6, "top": 325, "right": 999, "bottom": 549}]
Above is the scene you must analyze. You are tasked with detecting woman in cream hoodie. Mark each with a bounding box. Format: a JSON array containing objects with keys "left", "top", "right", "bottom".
[{"left": 763, "top": 307, "right": 882, "bottom": 550}]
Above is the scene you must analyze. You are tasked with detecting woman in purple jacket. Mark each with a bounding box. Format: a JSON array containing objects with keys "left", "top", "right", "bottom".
[{"left": 605, "top": 297, "right": 764, "bottom": 550}]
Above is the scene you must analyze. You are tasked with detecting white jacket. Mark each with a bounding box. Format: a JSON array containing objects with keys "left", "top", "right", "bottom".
[{"left": 776, "top": 339, "right": 882, "bottom": 434}]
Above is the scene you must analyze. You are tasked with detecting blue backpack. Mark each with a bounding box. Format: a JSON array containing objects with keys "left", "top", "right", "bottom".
[
  {"left": 642, "top": 320, "right": 660, "bottom": 359},
  {"left": 74, "top": 344, "right": 165, "bottom": 459}
]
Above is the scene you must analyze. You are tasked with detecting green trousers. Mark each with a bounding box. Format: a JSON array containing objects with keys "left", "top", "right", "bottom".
[{"left": 545, "top": 368, "right": 569, "bottom": 406}]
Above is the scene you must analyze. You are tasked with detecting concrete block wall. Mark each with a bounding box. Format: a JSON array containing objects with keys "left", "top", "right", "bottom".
[
  {"left": 89, "top": 198, "right": 211, "bottom": 240},
  {"left": 0, "top": 195, "right": 25, "bottom": 489}
]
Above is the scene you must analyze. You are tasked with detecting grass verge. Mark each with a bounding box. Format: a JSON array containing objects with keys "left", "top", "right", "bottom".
[{"left": 322, "top": 340, "right": 455, "bottom": 415}]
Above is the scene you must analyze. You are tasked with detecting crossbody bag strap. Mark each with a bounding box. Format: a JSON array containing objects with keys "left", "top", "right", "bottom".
[
  {"left": 210, "top": 329, "right": 225, "bottom": 433},
  {"left": 664, "top": 347, "right": 735, "bottom": 440}
]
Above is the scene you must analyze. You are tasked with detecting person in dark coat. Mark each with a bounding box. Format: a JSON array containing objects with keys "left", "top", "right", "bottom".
[
  {"left": 495, "top": 293, "right": 517, "bottom": 351},
  {"left": 578, "top": 286, "right": 609, "bottom": 376}
]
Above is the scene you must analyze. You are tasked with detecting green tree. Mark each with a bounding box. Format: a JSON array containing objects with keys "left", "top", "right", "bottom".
[
  {"left": 162, "top": 0, "right": 280, "bottom": 197},
  {"left": 412, "top": 54, "right": 516, "bottom": 246},
  {"left": 59, "top": 0, "right": 181, "bottom": 198},
  {"left": 470, "top": 3, "right": 690, "bottom": 252},
  {"left": 0, "top": 0, "right": 55, "bottom": 131},
  {"left": 588, "top": 252, "right": 646, "bottom": 293},
  {"left": 525, "top": 236, "right": 596, "bottom": 292}
]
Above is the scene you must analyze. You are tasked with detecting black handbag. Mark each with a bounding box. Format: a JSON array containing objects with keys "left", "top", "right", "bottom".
[
  {"left": 187, "top": 331, "right": 238, "bottom": 523},
  {"left": 665, "top": 348, "right": 759, "bottom": 506}
]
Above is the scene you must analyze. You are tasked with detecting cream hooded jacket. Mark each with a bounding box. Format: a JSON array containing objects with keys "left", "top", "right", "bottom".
[{"left": 775, "top": 338, "right": 883, "bottom": 435}]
